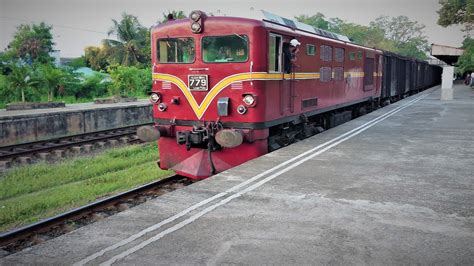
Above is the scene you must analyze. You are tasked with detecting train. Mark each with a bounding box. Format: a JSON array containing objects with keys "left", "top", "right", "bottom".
[{"left": 138, "top": 10, "right": 442, "bottom": 179}]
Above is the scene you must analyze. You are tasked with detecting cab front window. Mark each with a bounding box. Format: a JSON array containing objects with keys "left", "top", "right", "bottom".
[
  {"left": 157, "top": 37, "right": 195, "bottom": 63},
  {"left": 202, "top": 35, "right": 248, "bottom": 63}
]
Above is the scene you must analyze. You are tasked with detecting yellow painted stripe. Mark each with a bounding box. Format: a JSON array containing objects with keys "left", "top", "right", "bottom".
[{"left": 153, "top": 71, "right": 365, "bottom": 119}]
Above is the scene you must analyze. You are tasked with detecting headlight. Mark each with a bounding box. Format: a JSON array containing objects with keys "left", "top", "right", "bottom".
[
  {"left": 243, "top": 94, "right": 255, "bottom": 106},
  {"left": 158, "top": 103, "right": 167, "bottom": 111},
  {"left": 150, "top": 92, "right": 161, "bottom": 103},
  {"left": 190, "top": 11, "right": 201, "bottom": 21},
  {"left": 237, "top": 105, "right": 247, "bottom": 115},
  {"left": 189, "top": 11, "right": 205, "bottom": 33},
  {"left": 191, "top": 22, "right": 201, "bottom": 32}
]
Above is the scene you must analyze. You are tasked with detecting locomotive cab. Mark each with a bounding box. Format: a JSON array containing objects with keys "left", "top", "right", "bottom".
[{"left": 140, "top": 11, "right": 270, "bottom": 179}]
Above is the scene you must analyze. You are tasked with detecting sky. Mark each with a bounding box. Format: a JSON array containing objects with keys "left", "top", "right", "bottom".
[{"left": 0, "top": 0, "right": 465, "bottom": 58}]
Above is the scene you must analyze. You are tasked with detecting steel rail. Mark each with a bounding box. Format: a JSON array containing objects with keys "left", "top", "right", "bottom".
[{"left": 0, "top": 123, "right": 152, "bottom": 161}]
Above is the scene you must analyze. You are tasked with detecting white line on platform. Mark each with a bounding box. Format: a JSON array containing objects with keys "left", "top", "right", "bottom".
[
  {"left": 95, "top": 93, "right": 430, "bottom": 265},
  {"left": 74, "top": 91, "right": 431, "bottom": 266}
]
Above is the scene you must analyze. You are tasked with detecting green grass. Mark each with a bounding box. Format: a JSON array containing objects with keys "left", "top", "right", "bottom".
[{"left": 0, "top": 143, "right": 173, "bottom": 232}]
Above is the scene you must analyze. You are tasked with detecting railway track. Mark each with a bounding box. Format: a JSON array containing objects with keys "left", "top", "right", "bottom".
[
  {"left": 0, "top": 174, "right": 193, "bottom": 256},
  {"left": 0, "top": 123, "right": 152, "bottom": 169}
]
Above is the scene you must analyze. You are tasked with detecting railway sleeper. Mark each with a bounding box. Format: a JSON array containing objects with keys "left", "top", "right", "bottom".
[
  {"left": 82, "top": 144, "right": 94, "bottom": 153},
  {"left": 36, "top": 152, "right": 51, "bottom": 161},
  {"left": 70, "top": 146, "right": 82, "bottom": 154},
  {"left": 0, "top": 160, "right": 11, "bottom": 170},
  {"left": 16, "top": 156, "right": 32, "bottom": 165}
]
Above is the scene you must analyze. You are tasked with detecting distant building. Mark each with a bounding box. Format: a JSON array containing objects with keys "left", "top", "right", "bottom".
[
  {"left": 59, "top": 57, "right": 77, "bottom": 66},
  {"left": 73, "top": 67, "right": 111, "bottom": 83}
]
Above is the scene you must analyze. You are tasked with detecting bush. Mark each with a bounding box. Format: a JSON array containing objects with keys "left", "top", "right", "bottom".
[
  {"left": 0, "top": 60, "right": 151, "bottom": 106},
  {"left": 0, "top": 74, "right": 11, "bottom": 107},
  {"left": 77, "top": 73, "right": 109, "bottom": 98},
  {"left": 67, "top": 56, "right": 87, "bottom": 69},
  {"left": 108, "top": 65, "right": 151, "bottom": 97}
]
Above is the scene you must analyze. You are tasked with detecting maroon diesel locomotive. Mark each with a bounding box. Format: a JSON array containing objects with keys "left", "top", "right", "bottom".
[{"left": 138, "top": 10, "right": 441, "bottom": 179}]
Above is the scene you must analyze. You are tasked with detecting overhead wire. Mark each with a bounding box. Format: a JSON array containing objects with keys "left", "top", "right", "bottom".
[{"left": 0, "top": 16, "right": 108, "bottom": 35}]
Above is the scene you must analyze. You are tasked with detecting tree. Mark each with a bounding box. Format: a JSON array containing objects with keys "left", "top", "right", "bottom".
[
  {"left": 370, "top": 16, "right": 429, "bottom": 59},
  {"left": 7, "top": 22, "right": 54, "bottom": 64},
  {"left": 437, "top": 0, "right": 474, "bottom": 73},
  {"left": 105, "top": 13, "right": 148, "bottom": 67},
  {"left": 456, "top": 38, "right": 474, "bottom": 73},
  {"left": 329, "top": 18, "right": 390, "bottom": 48},
  {"left": 6, "top": 65, "right": 39, "bottom": 103},
  {"left": 84, "top": 46, "right": 110, "bottom": 71},
  {"left": 437, "top": 0, "right": 474, "bottom": 36},
  {"left": 159, "top": 10, "right": 187, "bottom": 23},
  {"left": 295, "top": 13, "right": 425, "bottom": 57},
  {"left": 294, "top": 13, "right": 330, "bottom": 30},
  {"left": 139, "top": 30, "right": 151, "bottom": 67},
  {"left": 37, "top": 64, "right": 68, "bottom": 101},
  {"left": 371, "top": 16, "right": 427, "bottom": 46},
  {"left": 0, "top": 74, "right": 12, "bottom": 106}
]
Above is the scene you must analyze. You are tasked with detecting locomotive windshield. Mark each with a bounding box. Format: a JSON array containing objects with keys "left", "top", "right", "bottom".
[
  {"left": 202, "top": 35, "right": 248, "bottom": 63},
  {"left": 157, "top": 37, "right": 195, "bottom": 63}
]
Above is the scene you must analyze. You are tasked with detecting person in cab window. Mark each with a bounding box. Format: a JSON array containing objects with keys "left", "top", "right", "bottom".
[
  {"left": 217, "top": 46, "right": 232, "bottom": 61},
  {"left": 283, "top": 39, "right": 301, "bottom": 74}
]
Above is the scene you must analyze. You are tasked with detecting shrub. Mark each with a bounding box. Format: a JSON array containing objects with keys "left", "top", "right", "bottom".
[
  {"left": 78, "top": 73, "right": 109, "bottom": 98},
  {"left": 0, "top": 74, "right": 11, "bottom": 107},
  {"left": 108, "top": 65, "right": 151, "bottom": 97}
]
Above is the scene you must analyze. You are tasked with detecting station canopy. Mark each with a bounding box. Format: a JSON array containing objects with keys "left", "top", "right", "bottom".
[{"left": 431, "top": 44, "right": 464, "bottom": 66}]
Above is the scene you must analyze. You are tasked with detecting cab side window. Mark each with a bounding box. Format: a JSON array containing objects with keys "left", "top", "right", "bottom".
[{"left": 269, "top": 34, "right": 282, "bottom": 72}]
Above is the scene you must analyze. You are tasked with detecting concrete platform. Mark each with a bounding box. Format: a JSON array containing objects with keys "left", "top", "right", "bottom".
[
  {"left": 1, "top": 84, "right": 473, "bottom": 265},
  {"left": 0, "top": 101, "right": 152, "bottom": 146}
]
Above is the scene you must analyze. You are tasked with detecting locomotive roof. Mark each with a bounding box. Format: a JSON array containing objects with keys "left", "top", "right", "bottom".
[
  {"left": 151, "top": 11, "right": 430, "bottom": 63},
  {"left": 150, "top": 16, "right": 265, "bottom": 32},
  {"left": 151, "top": 11, "right": 349, "bottom": 43},
  {"left": 259, "top": 10, "right": 351, "bottom": 42},
  {"left": 150, "top": 13, "right": 434, "bottom": 66},
  {"left": 151, "top": 10, "right": 350, "bottom": 43},
  {"left": 150, "top": 12, "right": 382, "bottom": 53}
]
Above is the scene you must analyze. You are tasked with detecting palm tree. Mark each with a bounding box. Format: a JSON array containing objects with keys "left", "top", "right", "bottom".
[
  {"left": 39, "top": 64, "right": 67, "bottom": 101},
  {"left": 7, "top": 64, "right": 38, "bottom": 103},
  {"left": 160, "top": 10, "right": 187, "bottom": 23},
  {"left": 105, "top": 13, "right": 148, "bottom": 66}
]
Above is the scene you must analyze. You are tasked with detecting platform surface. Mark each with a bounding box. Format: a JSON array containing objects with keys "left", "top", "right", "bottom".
[
  {"left": 0, "top": 100, "right": 151, "bottom": 120},
  {"left": 1, "top": 84, "right": 473, "bottom": 265}
]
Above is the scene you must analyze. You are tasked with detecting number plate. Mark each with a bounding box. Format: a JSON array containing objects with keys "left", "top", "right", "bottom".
[{"left": 188, "top": 75, "right": 208, "bottom": 91}]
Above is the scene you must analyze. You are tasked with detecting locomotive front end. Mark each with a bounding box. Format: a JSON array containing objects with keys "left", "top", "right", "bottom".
[{"left": 139, "top": 11, "right": 269, "bottom": 179}]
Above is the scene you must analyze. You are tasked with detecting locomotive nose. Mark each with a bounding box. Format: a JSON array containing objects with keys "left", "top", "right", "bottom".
[{"left": 137, "top": 125, "right": 161, "bottom": 142}]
